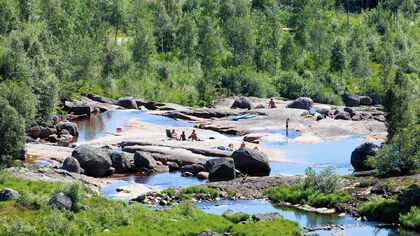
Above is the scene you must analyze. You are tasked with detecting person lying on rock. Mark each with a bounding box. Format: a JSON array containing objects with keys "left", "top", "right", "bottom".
[
  {"left": 180, "top": 131, "right": 186, "bottom": 141},
  {"left": 188, "top": 130, "right": 200, "bottom": 141},
  {"left": 268, "top": 98, "right": 277, "bottom": 108}
]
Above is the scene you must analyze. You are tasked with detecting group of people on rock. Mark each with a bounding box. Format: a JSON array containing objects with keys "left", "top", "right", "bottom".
[{"left": 170, "top": 129, "right": 200, "bottom": 141}]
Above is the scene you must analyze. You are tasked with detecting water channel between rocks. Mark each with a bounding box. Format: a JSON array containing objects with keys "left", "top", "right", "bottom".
[{"left": 72, "top": 110, "right": 411, "bottom": 236}]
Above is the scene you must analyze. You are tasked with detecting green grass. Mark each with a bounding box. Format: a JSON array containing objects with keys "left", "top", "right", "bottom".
[
  {"left": 179, "top": 186, "right": 219, "bottom": 198},
  {"left": 359, "top": 198, "right": 408, "bottom": 223},
  {"left": 161, "top": 188, "right": 175, "bottom": 197},
  {"left": 227, "top": 190, "right": 237, "bottom": 197},
  {"left": 399, "top": 206, "right": 420, "bottom": 231},
  {"left": 222, "top": 212, "right": 250, "bottom": 223},
  {"left": 264, "top": 185, "right": 352, "bottom": 208},
  {"left": 0, "top": 176, "right": 302, "bottom": 235}
]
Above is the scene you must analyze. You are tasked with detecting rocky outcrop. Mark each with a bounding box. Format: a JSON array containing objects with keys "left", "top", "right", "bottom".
[
  {"left": 344, "top": 107, "right": 356, "bottom": 117},
  {"left": 206, "top": 158, "right": 236, "bottom": 181},
  {"left": 342, "top": 93, "right": 360, "bottom": 107},
  {"left": 351, "top": 142, "right": 379, "bottom": 171},
  {"left": 360, "top": 96, "right": 372, "bottom": 105},
  {"left": 335, "top": 111, "right": 351, "bottom": 120},
  {"left": 110, "top": 151, "right": 134, "bottom": 174},
  {"left": 71, "top": 145, "right": 112, "bottom": 177},
  {"left": 286, "top": 97, "right": 313, "bottom": 110},
  {"left": 27, "top": 124, "right": 57, "bottom": 139},
  {"left": 86, "top": 94, "right": 115, "bottom": 104},
  {"left": 167, "top": 162, "right": 179, "bottom": 171},
  {"left": 62, "top": 157, "right": 82, "bottom": 174},
  {"left": 180, "top": 164, "right": 205, "bottom": 176},
  {"left": 252, "top": 213, "right": 282, "bottom": 222},
  {"left": 134, "top": 151, "right": 157, "bottom": 171},
  {"left": 198, "top": 230, "right": 222, "bottom": 236},
  {"left": 231, "top": 148, "right": 270, "bottom": 176},
  {"left": 48, "top": 192, "right": 73, "bottom": 211},
  {"left": 115, "top": 98, "right": 138, "bottom": 109},
  {"left": 56, "top": 122, "right": 79, "bottom": 138},
  {"left": 231, "top": 97, "right": 253, "bottom": 110},
  {"left": 316, "top": 107, "right": 333, "bottom": 117},
  {"left": 0, "top": 188, "right": 20, "bottom": 201}
]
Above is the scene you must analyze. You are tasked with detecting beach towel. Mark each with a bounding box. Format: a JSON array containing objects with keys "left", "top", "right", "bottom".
[{"left": 232, "top": 113, "right": 257, "bottom": 121}]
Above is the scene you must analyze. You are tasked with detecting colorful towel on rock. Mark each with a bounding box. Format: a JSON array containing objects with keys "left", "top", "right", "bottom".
[{"left": 232, "top": 113, "right": 257, "bottom": 121}]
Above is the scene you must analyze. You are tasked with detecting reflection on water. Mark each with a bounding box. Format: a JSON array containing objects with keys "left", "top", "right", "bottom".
[
  {"left": 74, "top": 110, "right": 194, "bottom": 142},
  {"left": 267, "top": 135, "right": 381, "bottom": 175},
  {"left": 195, "top": 200, "right": 417, "bottom": 236}
]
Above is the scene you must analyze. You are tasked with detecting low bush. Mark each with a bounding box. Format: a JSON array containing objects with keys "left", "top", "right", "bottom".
[
  {"left": 304, "top": 167, "right": 342, "bottom": 194},
  {"left": 161, "top": 188, "right": 175, "bottom": 197},
  {"left": 359, "top": 197, "right": 408, "bottom": 223},
  {"left": 264, "top": 185, "right": 351, "bottom": 208},
  {"left": 222, "top": 212, "right": 250, "bottom": 223},
  {"left": 180, "top": 186, "right": 219, "bottom": 198},
  {"left": 399, "top": 206, "right": 420, "bottom": 230},
  {"left": 227, "top": 190, "right": 237, "bottom": 197}
]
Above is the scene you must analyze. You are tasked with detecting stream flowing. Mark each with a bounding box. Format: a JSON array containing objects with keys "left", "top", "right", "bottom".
[{"left": 74, "top": 110, "right": 415, "bottom": 235}]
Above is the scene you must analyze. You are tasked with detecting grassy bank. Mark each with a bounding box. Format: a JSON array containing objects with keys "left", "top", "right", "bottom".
[{"left": 0, "top": 176, "right": 301, "bottom": 235}]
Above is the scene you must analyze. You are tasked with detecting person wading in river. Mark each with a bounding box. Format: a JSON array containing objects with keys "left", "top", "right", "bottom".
[{"left": 286, "top": 118, "right": 290, "bottom": 137}]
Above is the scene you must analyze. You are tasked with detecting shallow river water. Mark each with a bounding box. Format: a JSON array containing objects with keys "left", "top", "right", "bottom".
[{"left": 74, "top": 110, "right": 416, "bottom": 236}]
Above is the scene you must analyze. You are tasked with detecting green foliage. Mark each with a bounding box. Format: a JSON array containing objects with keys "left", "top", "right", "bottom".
[
  {"left": 227, "top": 190, "right": 237, "bottom": 196},
  {"left": 229, "top": 219, "right": 301, "bottom": 236},
  {"left": 304, "top": 167, "right": 342, "bottom": 194},
  {"left": 179, "top": 186, "right": 219, "bottom": 198},
  {"left": 161, "top": 188, "right": 175, "bottom": 197},
  {"left": 222, "top": 212, "right": 250, "bottom": 223},
  {"left": 359, "top": 197, "right": 408, "bottom": 222},
  {"left": 264, "top": 184, "right": 351, "bottom": 208},
  {"left": 399, "top": 206, "right": 420, "bottom": 230},
  {"left": 0, "top": 97, "right": 25, "bottom": 168}
]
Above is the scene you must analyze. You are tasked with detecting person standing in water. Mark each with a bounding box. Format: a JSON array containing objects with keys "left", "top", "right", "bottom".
[{"left": 286, "top": 118, "right": 290, "bottom": 137}]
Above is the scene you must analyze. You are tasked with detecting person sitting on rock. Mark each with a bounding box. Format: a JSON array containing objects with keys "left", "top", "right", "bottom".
[
  {"left": 228, "top": 143, "right": 234, "bottom": 151},
  {"left": 180, "top": 131, "right": 186, "bottom": 141},
  {"left": 254, "top": 146, "right": 259, "bottom": 151},
  {"left": 171, "top": 129, "right": 178, "bottom": 140},
  {"left": 188, "top": 130, "right": 199, "bottom": 141},
  {"left": 240, "top": 141, "right": 246, "bottom": 149},
  {"left": 268, "top": 98, "right": 277, "bottom": 108}
]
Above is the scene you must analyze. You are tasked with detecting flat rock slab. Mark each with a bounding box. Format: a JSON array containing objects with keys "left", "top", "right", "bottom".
[
  {"left": 200, "top": 175, "right": 300, "bottom": 197},
  {"left": 123, "top": 145, "right": 210, "bottom": 166},
  {"left": 26, "top": 144, "right": 73, "bottom": 162},
  {"left": 112, "top": 183, "right": 157, "bottom": 200}
]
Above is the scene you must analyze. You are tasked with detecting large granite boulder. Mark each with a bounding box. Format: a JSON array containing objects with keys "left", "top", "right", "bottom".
[
  {"left": 286, "top": 97, "right": 313, "bottom": 110},
  {"left": 56, "top": 122, "right": 79, "bottom": 138},
  {"left": 134, "top": 151, "right": 157, "bottom": 171},
  {"left": 231, "top": 148, "right": 270, "bottom": 176},
  {"left": 231, "top": 97, "right": 253, "bottom": 110},
  {"left": 316, "top": 107, "right": 333, "bottom": 117},
  {"left": 86, "top": 94, "right": 115, "bottom": 104},
  {"left": 110, "top": 151, "right": 134, "bottom": 174},
  {"left": 62, "top": 156, "right": 82, "bottom": 174},
  {"left": 351, "top": 142, "right": 379, "bottom": 171},
  {"left": 335, "top": 111, "right": 351, "bottom": 120},
  {"left": 0, "top": 188, "right": 20, "bottom": 201},
  {"left": 360, "top": 96, "right": 372, "bottom": 105},
  {"left": 371, "top": 95, "right": 382, "bottom": 105},
  {"left": 71, "top": 145, "right": 112, "bottom": 177},
  {"left": 27, "top": 124, "right": 57, "bottom": 139},
  {"left": 342, "top": 92, "right": 360, "bottom": 107},
  {"left": 180, "top": 164, "right": 205, "bottom": 176},
  {"left": 115, "top": 98, "right": 138, "bottom": 109},
  {"left": 344, "top": 107, "right": 356, "bottom": 117},
  {"left": 48, "top": 193, "right": 73, "bottom": 211},
  {"left": 206, "top": 158, "right": 236, "bottom": 181}
]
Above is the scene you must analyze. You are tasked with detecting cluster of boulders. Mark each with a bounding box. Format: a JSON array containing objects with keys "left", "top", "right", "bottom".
[
  {"left": 62, "top": 145, "right": 160, "bottom": 177},
  {"left": 342, "top": 93, "right": 382, "bottom": 107},
  {"left": 178, "top": 148, "right": 271, "bottom": 182},
  {"left": 303, "top": 224, "right": 351, "bottom": 232},
  {"left": 26, "top": 120, "right": 79, "bottom": 146}
]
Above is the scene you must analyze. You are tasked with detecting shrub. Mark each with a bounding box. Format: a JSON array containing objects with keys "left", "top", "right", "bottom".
[
  {"left": 17, "top": 190, "right": 49, "bottom": 210},
  {"left": 399, "top": 206, "right": 420, "bottom": 230},
  {"left": 177, "top": 201, "right": 197, "bottom": 219},
  {"left": 304, "top": 167, "right": 342, "bottom": 194},
  {"left": 222, "top": 212, "right": 250, "bottom": 223},
  {"left": 0, "top": 97, "right": 25, "bottom": 168},
  {"left": 359, "top": 197, "right": 408, "bottom": 223},
  {"left": 162, "top": 188, "right": 175, "bottom": 197},
  {"left": 227, "top": 190, "right": 237, "bottom": 197},
  {"left": 180, "top": 186, "right": 219, "bottom": 198},
  {"left": 229, "top": 219, "right": 301, "bottom": 236},
  {"left": 61, "top": 181, "right": 90, "bottom": 211}
]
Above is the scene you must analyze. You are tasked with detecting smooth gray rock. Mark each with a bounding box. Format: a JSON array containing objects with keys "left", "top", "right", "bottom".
[
  {"left": 231, "top": 97, "right": 253, "bottom": 110},
  {"left": 351, "top": 142, "right": 379, "bottom": 171},
  {"left": 48, "top": 192, "right": 73, "bottom": 211},
  {"left": 110, "top": 151, "right": 133, "bottom": 174},
  {"left": 197, "top": 229, "right": 222, "bottom": 236},
  {"left": 197, "top": 171, "right": 210, "bottom": 179},
  {"left": 62, "top": 157, "right": 81, "bottom": 174},
  {"left": 252, "top": 212, "right": 282, "bottom": 222},
  {"left": 374, "top": 115, "right": 386, "bottom": 122},
  {"left": 56, "top": 122, "right": 79, "bottom": 137},
  {"left": 180, "top": 164, "right": 205, "bottom": 176},
  {"left": 27, "top": 124, "right": 56, "bottom": 139},
  {"left": 286, "top": 97, "right": 313, "bottom": 110},
  {"left": 134, "top": 151, "right": 157, "bottom": 170},
  {"left": 231, "top": 148, "right": 270, "bottom": 176},
  {"left": 0, "top": 188, "right": 20, "bottom": 201},
  {"left": 167, "top": 161, "right": 179, "bottom": 171},
  {"left": 371, "top": 182, "right": 388, "bottom": 194},
  {"left": 206, "top": 158, "right": 236, "bottom": 181},
  {"left": 335, "top": 111, "right": 351, "bottom": 120},
  {"left": 115, "top": 98, "right": 138, "bottom": 109},
  {"left": 344, "top": 107, "right": 356, "bottom": 117},
  {"left": 371, "top": 95, "right": 382, "bottom": 105},
  {"left": 86, "top": 94, "right": 115, "bottom": 104},
  {"left": 72, "top": 145, "right": 112, "bottom": 177},
  {"left": 342, "top": 92, "right": 360, "bottom": 107},
  {"left": 360, "top": 96, "right": 372, "bottom": 105}
]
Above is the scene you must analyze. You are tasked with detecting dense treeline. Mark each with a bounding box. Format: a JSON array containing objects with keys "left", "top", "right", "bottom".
[{"left": 0, "top": 0, "right": 419, "bottom": 167}]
